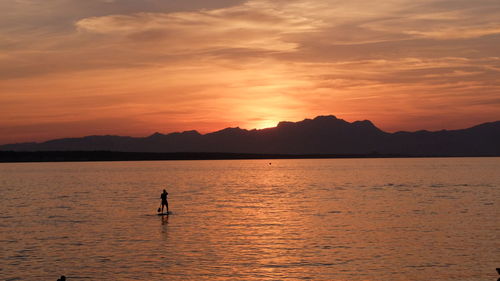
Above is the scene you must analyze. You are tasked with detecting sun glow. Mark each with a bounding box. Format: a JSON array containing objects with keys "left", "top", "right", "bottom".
[{"left": 254, "top": 120, "right": 278, "bottom": 130}]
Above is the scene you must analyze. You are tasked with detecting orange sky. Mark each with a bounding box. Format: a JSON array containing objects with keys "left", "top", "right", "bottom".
[{"left": 1, "top": 0, "right": 499, "bottom": 144}]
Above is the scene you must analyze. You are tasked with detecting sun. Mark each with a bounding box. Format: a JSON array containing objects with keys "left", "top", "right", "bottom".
[{"left": 254, "top": 120, "right": 278, "bottom": 130}]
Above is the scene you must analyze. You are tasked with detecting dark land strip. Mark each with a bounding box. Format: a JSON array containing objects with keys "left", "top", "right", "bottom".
[{"left": 1, "top": 151, "right": 497, "bottom": 163}]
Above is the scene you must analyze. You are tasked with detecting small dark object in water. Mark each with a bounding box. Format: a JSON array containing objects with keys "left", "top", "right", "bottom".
[{"left": 57, "top": 276, "right": 66, "bottom": 281}]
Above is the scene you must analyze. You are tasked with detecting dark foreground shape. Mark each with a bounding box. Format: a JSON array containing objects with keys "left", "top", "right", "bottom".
[
  {"left": 0, "top": 151, "right": 445, "bottom": 163},
  {"left": 57, "top": 276, "right": 66, "bottom": 281},
  {"left": 1, "top": 116, "right": 499, "bottom": 157},
  {"left": 497, "top": 267, "right": 500, "bottom": 275}
]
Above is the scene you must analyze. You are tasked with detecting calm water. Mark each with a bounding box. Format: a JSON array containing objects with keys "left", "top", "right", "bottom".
[{"left": 0, "top": 158, "right": 499, "bottom": 281}]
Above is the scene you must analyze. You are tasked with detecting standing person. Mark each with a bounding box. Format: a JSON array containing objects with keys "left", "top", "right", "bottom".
[{"left": 160, "top": 189, "right": 169, "bottom": 213}]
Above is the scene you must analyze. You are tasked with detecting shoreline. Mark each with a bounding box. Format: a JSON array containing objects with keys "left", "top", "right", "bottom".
[{"left": 1, "top": 151, "right": 498, "bottom": 163}]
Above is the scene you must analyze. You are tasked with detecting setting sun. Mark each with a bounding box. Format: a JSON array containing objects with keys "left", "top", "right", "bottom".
[{"left": 254, "top": 120, "right": 278, "bottom": 130}]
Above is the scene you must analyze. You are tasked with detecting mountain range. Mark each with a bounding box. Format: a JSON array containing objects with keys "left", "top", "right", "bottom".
[{"left": 1, "top": 115, "right": 499, "bottom": 156}]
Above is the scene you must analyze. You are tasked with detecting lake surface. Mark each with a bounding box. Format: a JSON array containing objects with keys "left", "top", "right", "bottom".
[{"left": 0, "top": 158, "right": 499, "bottom": 281}]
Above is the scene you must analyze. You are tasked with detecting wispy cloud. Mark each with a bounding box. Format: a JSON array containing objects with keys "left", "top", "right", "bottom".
[{"left": 75, "top": 1, "right": 321, "bottom": 53}]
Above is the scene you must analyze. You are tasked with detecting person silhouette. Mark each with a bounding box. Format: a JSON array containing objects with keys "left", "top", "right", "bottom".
[{"left": 160, "top": 189, "right": 169, "bottom": 214}]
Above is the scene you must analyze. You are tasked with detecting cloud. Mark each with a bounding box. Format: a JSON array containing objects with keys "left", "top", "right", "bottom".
[
  {"left": 405, "top": 26, "right": 500, "bottom": 39},
  {"left": 4, "top": 0, "right": 500, "bottom": 77},
  {"left": 359, "top": 0, "right": 500, "bottom": 40},
  {"left": 0, "top": 0, "right": 245, "bottom": 29},
  {"left": 74, "top": 1, "right": 321, "bottom": 54}
]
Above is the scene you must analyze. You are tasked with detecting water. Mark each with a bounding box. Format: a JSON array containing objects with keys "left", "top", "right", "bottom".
[{"left": 0, "top": 158, "right": 499, "bottom": 281}]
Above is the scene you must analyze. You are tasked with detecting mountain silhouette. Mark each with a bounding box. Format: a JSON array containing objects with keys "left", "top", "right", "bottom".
[{"left": 1, "top": 115, "right": 499, "bottom": 156}]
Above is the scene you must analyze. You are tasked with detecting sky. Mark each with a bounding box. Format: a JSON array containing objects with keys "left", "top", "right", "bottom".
[{"left": 1, "top": 0, "right": 499, "bottom": 144}]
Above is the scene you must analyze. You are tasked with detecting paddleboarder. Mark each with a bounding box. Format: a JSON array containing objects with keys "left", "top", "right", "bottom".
[{"left": 160, "top": 189, "right": 169, "bottom": 214}]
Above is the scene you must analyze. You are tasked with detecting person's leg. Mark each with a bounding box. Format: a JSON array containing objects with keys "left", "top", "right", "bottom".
[{"left": 166, "top": 202, "right": 169, "bottom": 213}]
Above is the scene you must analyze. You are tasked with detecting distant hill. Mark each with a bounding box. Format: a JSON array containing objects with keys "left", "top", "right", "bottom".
[{"left": 1, "top": 115, "right": 499, "bottom": 157}]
